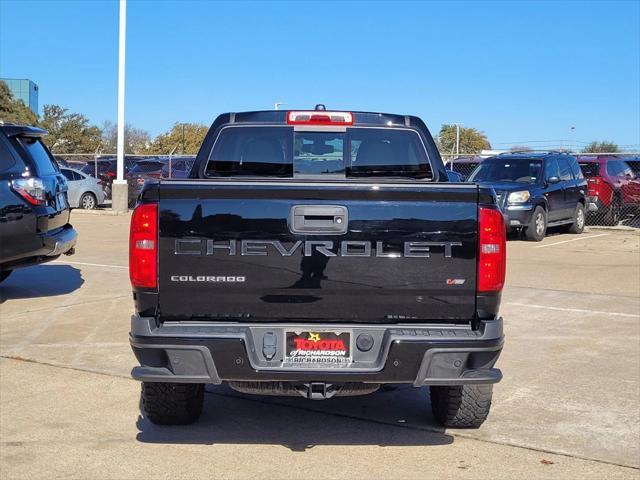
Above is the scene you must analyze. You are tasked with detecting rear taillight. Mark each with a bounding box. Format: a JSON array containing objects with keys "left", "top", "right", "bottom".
[
  {"left": 478, "top": 206, "right": 506, "bottom": 293},
  {"left": 11, "top": 178, "right": 46, "bottom": 206},
  {"left": 129, "top": 203, "right": 158, "bottom": 289}
]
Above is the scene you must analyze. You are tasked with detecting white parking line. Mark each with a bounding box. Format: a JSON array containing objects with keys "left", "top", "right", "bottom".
[
  {"left": 506, "top": 302, "right": 639, "bottom": 318},
  {"left": 533, "top": 234, "right": 609, "bottom": 249},
  {"left": 52, "top": 260, "right": 127, "bottom": 269}
]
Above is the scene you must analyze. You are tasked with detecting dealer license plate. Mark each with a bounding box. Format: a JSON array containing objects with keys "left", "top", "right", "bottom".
[{"left": 284, "top": 330, "right": 351, "bottom": 368}]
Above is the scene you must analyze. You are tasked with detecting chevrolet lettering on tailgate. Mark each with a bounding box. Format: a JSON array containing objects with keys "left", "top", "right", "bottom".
[{"left": 175, "top": 239, "right": 462, "bottom": 258}]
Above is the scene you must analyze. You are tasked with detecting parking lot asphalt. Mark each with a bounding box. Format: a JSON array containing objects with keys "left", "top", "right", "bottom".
[{"left": 1, "top": 212, "right": 639, "bottom": 479}]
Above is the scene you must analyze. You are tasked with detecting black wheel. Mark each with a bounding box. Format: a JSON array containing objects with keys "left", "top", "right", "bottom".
[
  {"left": 603, "top": 196, "right": 621, "bottom": 226},
  {"left": 79, "top": 192, "right": 97, "bottom": 210},
  {"left": 524, "top": 206, "right": 547, "bottom": 241},
  {"left": 141, "top": 382, "right": 204, "bottom": 425},
  {"left": 0, "top": 270, "right": 12, "bottom": 283},
  {"left": 568, "top": 203, "right": 585, "bottom": 234},
  {"left": 430, "top": 384, "right": 493, "bottom": 428}
]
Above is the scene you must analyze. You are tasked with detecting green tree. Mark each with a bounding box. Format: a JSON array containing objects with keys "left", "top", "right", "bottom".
[
  {"left": 39, "top": 105, "right": 102, "bottom": 154},
  {"left": 149, "top": 122, "right": 208, "bottom": 155},
  {"left": 582, "top": 141, "right": 620, "bottom": 153},
  {"left": 0, "top": 80, "right": 38, "bottom": 125},
  {"left": 101, "top": 121, "right": 151, "bottom": 154},
  {"left": 437, "top": 124, "right": 491, "bottom": 155}
]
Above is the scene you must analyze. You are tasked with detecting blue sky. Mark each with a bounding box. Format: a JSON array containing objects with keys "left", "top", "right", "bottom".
[{"left": 1, "top": 0, "right": 639, "bottom": 151}]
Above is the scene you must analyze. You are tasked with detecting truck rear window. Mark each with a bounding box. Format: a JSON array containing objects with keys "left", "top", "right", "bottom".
[{"left": 206, "top": 126, "right": 432, "bottom": 179}]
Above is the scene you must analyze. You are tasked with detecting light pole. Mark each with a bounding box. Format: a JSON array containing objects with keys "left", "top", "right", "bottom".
[
  {"left": 112, "top": 0, "right": 128, "bottom": 212},
  {"left": 569, "top": 125, "right": 576, "bottom": 152},
  {"left": 446, "top": 123, "right": 463, "bottom": 170},
  {"left": 274, "top": 102, "right": 286, "bottom": 111}
]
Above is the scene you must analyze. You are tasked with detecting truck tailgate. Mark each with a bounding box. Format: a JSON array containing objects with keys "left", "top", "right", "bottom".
[{"left": 157, "top": 180, "right": 479, "bottom": 323}]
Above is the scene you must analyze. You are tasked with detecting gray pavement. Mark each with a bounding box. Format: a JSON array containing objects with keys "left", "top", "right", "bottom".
[{"left": 1, "top": 212, "right": 639, "bottom": 479}]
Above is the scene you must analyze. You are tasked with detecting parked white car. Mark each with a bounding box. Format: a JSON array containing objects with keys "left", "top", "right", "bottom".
[{"left": 60, "top": 168, "right": 105, "bottom": 209}]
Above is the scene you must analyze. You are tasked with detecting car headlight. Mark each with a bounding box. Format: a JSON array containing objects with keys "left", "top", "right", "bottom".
[{"left": 508, "top": 190, "right": 531, "bottom": 203}]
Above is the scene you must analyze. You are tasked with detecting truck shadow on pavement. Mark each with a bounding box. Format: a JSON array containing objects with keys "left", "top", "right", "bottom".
[
  {"left": 136, "top": 384, "right": 453, "bottom": 451},
  {"left": 0, "top": 265, "right": 83, "bottom": 302}
]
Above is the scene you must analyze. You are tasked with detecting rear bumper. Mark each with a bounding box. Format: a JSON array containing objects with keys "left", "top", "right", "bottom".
[
  {"left": 586, "top": 196, "right": 604, "bottom": 213},
  {"left": 43, "top": 226, "right": 77, "bottom": 256},
  {"left": 0, "top": 225, "right": 77, "bottom": 271},
  {"left": 130, "top": 316, "right": 504, "bottom": 387}
]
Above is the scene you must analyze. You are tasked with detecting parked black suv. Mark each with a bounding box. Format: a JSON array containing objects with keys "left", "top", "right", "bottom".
[
  {"left": 0, "top": 123, "right": 77, "bottom": 283},
  {"left": 467, "top": 152, "right": 589, "bottom": 241}
]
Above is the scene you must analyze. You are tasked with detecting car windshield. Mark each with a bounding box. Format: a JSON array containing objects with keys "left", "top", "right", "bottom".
[
  {"left": 206, "top": 126, "right": 433, "bottom": 179},
  {"left": 130, "top": 161, "right": 164, "bottom": 173},
  {"left": 468, "top": 158, "right": 543, "bottom": 183},
  {"left": 578, "top": 162, "right": 599, "bottom": 177}
]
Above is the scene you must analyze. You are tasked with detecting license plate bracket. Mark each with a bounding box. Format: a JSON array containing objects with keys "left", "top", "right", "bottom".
[{"left": 284, "top": 330, "right": 352, "bottom": 368}]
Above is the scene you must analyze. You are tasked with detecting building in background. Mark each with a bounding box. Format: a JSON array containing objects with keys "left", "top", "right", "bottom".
[{"left": 1, "top": 78, "right": 39, "bottom": 114}]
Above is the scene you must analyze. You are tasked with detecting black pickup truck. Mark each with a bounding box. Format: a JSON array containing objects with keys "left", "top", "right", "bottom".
[{"left": 129, "top": 108, "right": 506, "bottom": 428}]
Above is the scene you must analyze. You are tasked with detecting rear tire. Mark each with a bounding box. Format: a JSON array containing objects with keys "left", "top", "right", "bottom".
[
  {"left": 79, "top": 192, "right": 97, "bottom": 210},
  {"left": 524, "top": 206, "right": 547, "bottom": 241},
  {"left": 430, "top": 384, "right": 493, "bottom": 428},
  {"left": 568, "top": 203, "right": 585, "bottom": 234},
  {"left": 141, "top": 382, "right": 204, "bottom": 425},
  {"left": 0, "top": 270, "right": 12, "bottom": 283},
  {"left": 603, "top": 196, "right": 621, "bottom": 226}
]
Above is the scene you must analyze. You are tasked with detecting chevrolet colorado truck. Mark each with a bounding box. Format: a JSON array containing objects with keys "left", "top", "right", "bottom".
[{"left": 129, "top": 107, "right": 506, "bottom": 428}]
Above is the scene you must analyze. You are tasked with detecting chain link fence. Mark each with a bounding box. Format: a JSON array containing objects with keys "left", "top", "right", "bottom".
[{"left": 54, "top": 152, "right": 639, "bottom": 228}]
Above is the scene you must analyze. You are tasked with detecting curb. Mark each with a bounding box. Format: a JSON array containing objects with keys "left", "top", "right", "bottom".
[
  {"left": 70, "top": 208, "right": 130, "bottom": 216},
  {"left": 587, "top": 225, "right": 639, "bottom": 233}
]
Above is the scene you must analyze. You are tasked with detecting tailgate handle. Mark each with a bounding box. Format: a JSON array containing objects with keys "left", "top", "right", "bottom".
[{"left": 290, "top": 205, "right": 348, "bottom": 235}]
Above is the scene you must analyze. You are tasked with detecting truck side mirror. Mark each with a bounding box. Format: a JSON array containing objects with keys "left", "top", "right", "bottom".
[{"left": 547, "top": 176, "right": 560, "bottom": 185}]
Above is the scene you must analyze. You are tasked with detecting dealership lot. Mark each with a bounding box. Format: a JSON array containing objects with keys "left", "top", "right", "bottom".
[{"left": 1, "top": 213, "right": 639, "bottom": 479}]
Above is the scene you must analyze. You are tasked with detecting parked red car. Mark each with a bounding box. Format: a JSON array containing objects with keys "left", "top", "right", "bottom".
[{"left": 577, "top": 155, "right": 640, "bottom": 225}]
